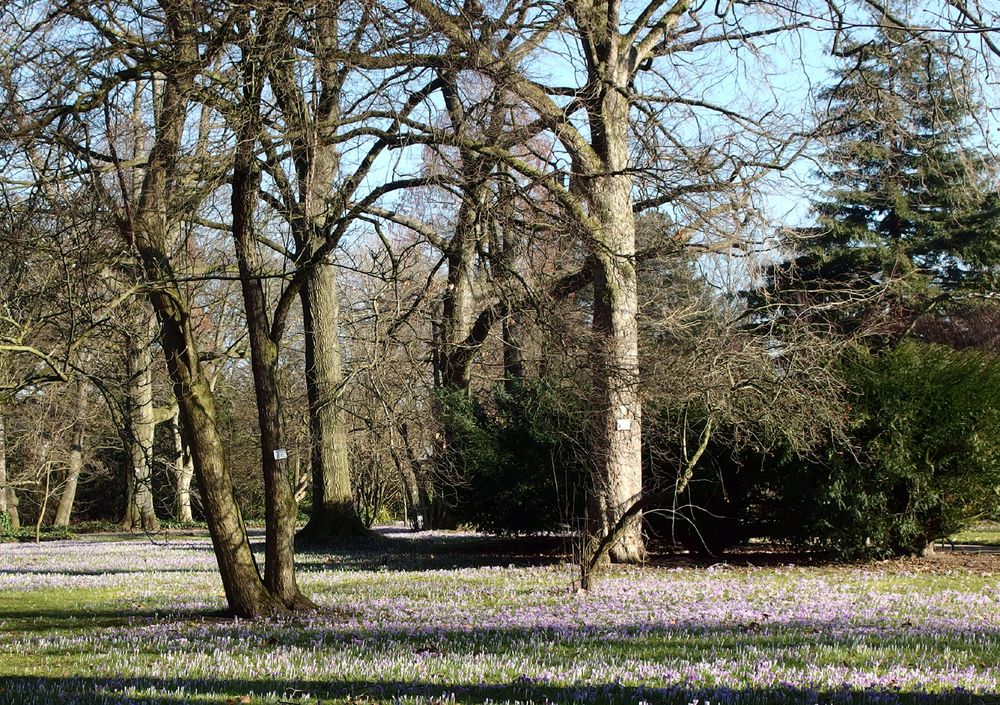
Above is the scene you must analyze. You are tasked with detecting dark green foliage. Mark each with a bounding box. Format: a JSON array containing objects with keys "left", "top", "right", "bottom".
[
  {"left": 0, "top": 511, "right": 12, "bottom": 537},
  {"left": 751, "top": 23, "right": 1000, "bottom": 336},
  {"left": 642, "top": 405, "right": 759, "bottom": 555},
  {"left": 436, "top": 381, "right": 587, "bottom": 535},
  {"left": 769, "top": 342, "right": 1000, "bottom": 558}
]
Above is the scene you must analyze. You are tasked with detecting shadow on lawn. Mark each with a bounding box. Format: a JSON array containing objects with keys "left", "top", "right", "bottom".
[
  {"left": 0, "top": 675, "right": 996, "bottom": 705},
  {"left": 289, "top": 529, "right": 573, "bottom": 572},
  {"left": 0, "top": 603, "right": 212, "bottom": 634}
]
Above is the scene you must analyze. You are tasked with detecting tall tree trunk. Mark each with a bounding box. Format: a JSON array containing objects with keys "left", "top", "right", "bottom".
[
  {"left": 172, "top": 411, "right": 194, "bottom": 522},
  {"left": 150, "top": 281, "right": 282, "bottom": 616},
  {"left": 263, "top": 3, "right": 365, "bottom": 543},
  {"left": 297, "top": 263, "right": 366, "bottom": 542},
  {"left": 0, "top": 408, "right": 17, "bottom": 530},
  {"left": 231, "top": 91, "right": 311, "bottom": 610},
  {"left": 53, "top": 376, "right": 89, "bottom": 527},
  {"left": 120, "top": 3, "right": 283, "bottom": 617},
  {"left": 122, "top": 325, "right": 160, "bottom": 532},
  {"left": 586, "top": 71, "right": 645, "bottom": 564},
  {"left": 440, "top": 233, "right": 478, "bottom": 391}
]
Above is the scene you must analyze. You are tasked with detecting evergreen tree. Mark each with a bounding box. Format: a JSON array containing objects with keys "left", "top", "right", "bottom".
[{"left": 757, "top": 21, "right": 1000, "bottom": 337}]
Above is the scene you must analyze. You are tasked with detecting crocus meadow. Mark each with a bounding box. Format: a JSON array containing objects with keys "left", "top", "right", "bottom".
[{"left": 0, "top": 531, "right": 997, "bottom": 704}]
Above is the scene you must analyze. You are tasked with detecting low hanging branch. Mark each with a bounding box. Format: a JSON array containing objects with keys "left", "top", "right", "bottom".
[{"left": 581, "top": 416, "right": 714, "bottom": 587}]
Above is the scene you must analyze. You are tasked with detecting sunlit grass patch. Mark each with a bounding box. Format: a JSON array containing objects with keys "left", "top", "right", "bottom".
[
  {"left": 1, "top": 536, "right": 999, "bottom": 705},
  {"left": 950, "top": 523, "right": 1000, "bottom": 546}
]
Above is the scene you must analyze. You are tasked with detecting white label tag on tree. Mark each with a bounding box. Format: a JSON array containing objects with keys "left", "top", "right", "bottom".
[
  {"left": 273, "top": 448, "right": 288, "bottom": 460},
  {"left": 616, "top": 418, "right": 631, "bottom": 431}
]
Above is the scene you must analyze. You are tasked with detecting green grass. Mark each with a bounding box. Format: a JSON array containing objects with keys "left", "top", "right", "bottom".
[
  {"left": 949, "top": 523, "right": 1000, "bottom": 545},
  {"left": 2, "top": 535, "right": 1000, "bottom": 704}
]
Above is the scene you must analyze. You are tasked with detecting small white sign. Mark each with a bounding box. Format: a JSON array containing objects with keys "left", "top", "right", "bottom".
[
  {"left": 273, "top": 448, "right": 288, "bottom": 460},
  {"left": 616, "top": 418, "right": 632, "bottom": 431}
]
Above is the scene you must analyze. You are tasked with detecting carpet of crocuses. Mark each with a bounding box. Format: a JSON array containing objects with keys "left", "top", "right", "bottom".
[{"left": 1, "top": 530, "right": 999, "bottom": 705}]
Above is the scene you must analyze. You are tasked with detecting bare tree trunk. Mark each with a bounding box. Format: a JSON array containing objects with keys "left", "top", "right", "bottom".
[
  {"left": 0, "top": 407, "right": 7, "bottom": 519},
  {"left": 35, "top": 443, "right": 51, "bottom": 542},
  {"left": 172, "top": 411, "right": 194, "bottom": 522},
  {"left": 586, "top": 75, "right": 645, "bottom": 565},
  {"left": 440, "top": 226, "right": 479, "bottom": 391},
  {"left": 262, "top": 6, "right": 366, "bottom": 541},
  {"left": 122, "top": 325, "right": 160, "bottom": 532},
  {"left": 231, "top": 74, "right": 312, "bottom": 609},
  {"left": 53, "top": 376, "right": 89, "bottom": 527},
  {"left": 0, "top": 409, "right": 17, "bottom": 530},
  {"left": 297, "top": 263, "right": 366, "bottom": 541},
  {"left": 121, "top": 3, "right": 283, "bottom": 617},
  {"left": 150, "top": 279, "right": 282, "bottom": 616}
]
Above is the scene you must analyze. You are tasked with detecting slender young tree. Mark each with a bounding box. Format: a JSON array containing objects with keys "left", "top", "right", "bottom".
[{"left": 228, "top": 13, "right": 312, "bottom": 607}]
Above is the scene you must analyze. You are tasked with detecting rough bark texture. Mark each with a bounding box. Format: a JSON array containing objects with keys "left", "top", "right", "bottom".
[
  {"left": 231, "top": 75, "right": 311, "bottom": 609},
  {"left": 577, "top": 19, "right": 646, "bottom": 564},
  {"left": 436, "top": 78, "right": 492, "bottom": 394},
  {"left": 297, "top": 264, "right": 366, "bottom": 542},
  {"left": 53, "top": 377, "right": 89, "bottom": 527},
  {"left": 122, "top": 0, "right": 283, "bottom": 617},
  {"left": 122, "top": 333, "right": 159, "bottom": 532},
  {"left": 266, "top": 6, "right": 366, "bottom": 542},
  {"left": 172, "top": 412, "right": 194, "bottom": 522},
  {"left": 439, "top": 213, "right": 479, "bottom": 391},
  {"left": 152, "top": 285, "right": 280, "bottom": 616}
]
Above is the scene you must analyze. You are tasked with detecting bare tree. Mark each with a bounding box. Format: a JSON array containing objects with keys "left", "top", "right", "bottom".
[{"left": 396, "top": 0, "right": 1000, "bottom": 565}]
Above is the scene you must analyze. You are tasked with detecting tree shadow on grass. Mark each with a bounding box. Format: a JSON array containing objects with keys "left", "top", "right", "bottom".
[
  {"left": 0, "top": 603, "right": 218, "bottom": 635},
  {"left": 288, "top": 529, "right": 573, "bottom": 573},
  {"left": 0, "top": 675, "right": 994, "bottom": 705}
]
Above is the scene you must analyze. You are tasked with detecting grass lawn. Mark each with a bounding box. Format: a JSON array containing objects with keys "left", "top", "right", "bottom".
[
  {"left": 1, "top": 531, "right": 999, "bottom": 705},
  {"left": 949, "top": 524, "right": 1000, "bottom": 546}
]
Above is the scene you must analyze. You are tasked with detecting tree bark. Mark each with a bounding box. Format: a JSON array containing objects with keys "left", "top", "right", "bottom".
[
  {"left": 121, "top": 0, "right": 283, "bottom": 617},
  {"left": 172, "top": 411, "right": 194, "bottom": 522},
  {"left": 297, "top": 263, "right": 366, "bottom": 542},
  {"left": 231, "top": 73, "right": 312, "bottom": 609},
  {"left": 53, "top": 376, "right": 89, "bottom": 527},
  {"left": 264, "top": 5, "right": 367, "bottom": 542},
  {"left": 439, "top": 216, "right": 479, "bottom": 391},
  {"left": 121, "top": 325, "right": 160, "bottom": 532},
  {"left": 583, "top": 51, "right": 645, "bottom": 565},
  {"left": 151, "top": 282, "right": 282, "bottom": 616}
]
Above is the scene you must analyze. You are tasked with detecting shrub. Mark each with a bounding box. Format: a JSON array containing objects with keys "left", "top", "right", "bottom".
[
  {"left": 436, "top": 381, "right": 587, "bottom": 535},
  {"left": 770, "top": 341, "right": 1000, "bottom": 558}
]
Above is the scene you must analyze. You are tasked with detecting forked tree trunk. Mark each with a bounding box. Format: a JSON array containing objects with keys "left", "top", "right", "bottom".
[
  {"left": 53, "top": 376, "right": 89, "bottom": 527},
  {"left": 297, "top": 263, "right": 366, "bottom": 542},
  {"left": 150, "top": 284, "right": 282, "bottom": 616},
  {"left": 123, "top": 4, "right": 283, "bottom": 617},
  {"left": 265, "top": 9, "right": 366, "bottom": 541},
  {"left": 231, "top": 85, "right": 312, "bottom": 609},
  {"left": 122, "top": 329, "right": 160, "bottom": 532}
]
